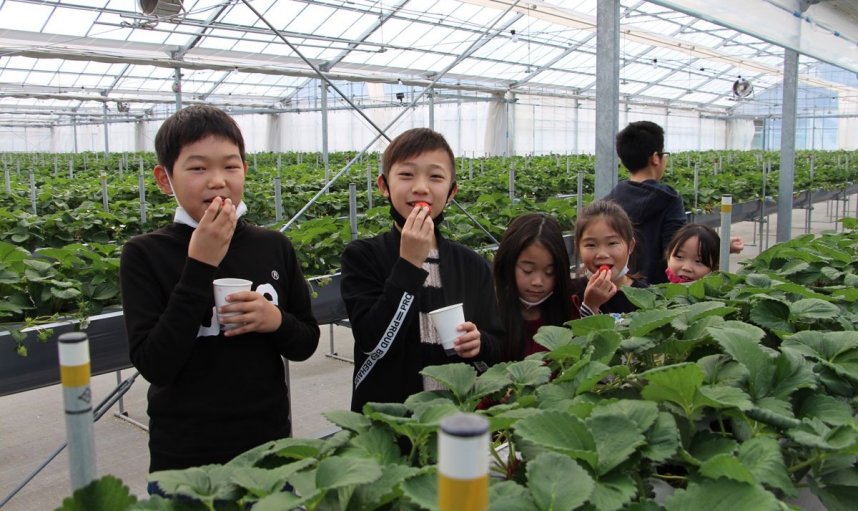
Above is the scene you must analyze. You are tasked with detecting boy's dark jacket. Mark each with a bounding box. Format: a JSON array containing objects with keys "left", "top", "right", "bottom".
[
  {"left": 120, "top": 219, "right": 320, "bottom": 471},
  {"left": 341, "top": 227, "right": 504, "bottom": 412},
  {"left": 606, "top": 180, "right": 686, "bottom": 284}
]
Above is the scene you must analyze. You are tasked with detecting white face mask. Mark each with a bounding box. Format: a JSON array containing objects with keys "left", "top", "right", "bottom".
[{"left": 519, "top": 291, "right": 553, "bottom": 309}]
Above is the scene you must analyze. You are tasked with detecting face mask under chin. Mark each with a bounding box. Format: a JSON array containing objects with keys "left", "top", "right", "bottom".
[{"left": 519, "top": 291, "right": 554, "bottom": 309}]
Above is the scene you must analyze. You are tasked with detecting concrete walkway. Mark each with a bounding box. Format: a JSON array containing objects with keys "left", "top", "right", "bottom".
[{"left": 0, "top": 192, "right": 854, "bottom": 510}]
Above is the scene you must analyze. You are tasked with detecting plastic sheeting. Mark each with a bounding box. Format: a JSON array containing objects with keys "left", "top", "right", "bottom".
[{"left": 726, "top": 119, "right": 756, "bottom": 150}]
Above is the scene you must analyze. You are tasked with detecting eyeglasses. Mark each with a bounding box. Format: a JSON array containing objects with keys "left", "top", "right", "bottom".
[{"left": 658, "top": 151, "right": 671, "bottom": 158}]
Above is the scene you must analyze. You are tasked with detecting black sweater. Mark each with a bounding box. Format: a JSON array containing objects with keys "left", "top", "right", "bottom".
[
  {"left": 120, "top": 220, "right": 320, "bottom": 472},
  {"left": 606, "top": 180, "right": 686, "bottom": 284},
  {"left": 341, "top": 227, "right": 504, "bottom": 412}
]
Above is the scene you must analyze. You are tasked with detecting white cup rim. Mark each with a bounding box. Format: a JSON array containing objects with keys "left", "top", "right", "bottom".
[
  {"left": 429, "top": 302, "right": 463, "bottom": 315},
  {"left": 214, "top": 278, "right": 252, "bottom": 287}
]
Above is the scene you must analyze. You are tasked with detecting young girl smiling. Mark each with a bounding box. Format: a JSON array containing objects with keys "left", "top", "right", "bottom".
[
  {"left": 572, "top": 200, "right": 648, "bottom": 317},
  {"left": 493, "top": 213, "right": 577, "bottom": 360}
]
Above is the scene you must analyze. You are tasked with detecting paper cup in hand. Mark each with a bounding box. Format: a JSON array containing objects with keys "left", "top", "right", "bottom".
[
  {"left": 429, "top": 303, "right": 465, "bottom": 357},
  {"left": 213, "top": 278, "right": 252, "bottom": 330}
]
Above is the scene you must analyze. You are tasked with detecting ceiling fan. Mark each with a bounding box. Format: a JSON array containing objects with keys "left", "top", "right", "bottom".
[
  {"left": 732, "top": 77, "right": 754, "bottom": 99},
  {"left": 138, "top": 0, "right": 183, "bottom": 17}
]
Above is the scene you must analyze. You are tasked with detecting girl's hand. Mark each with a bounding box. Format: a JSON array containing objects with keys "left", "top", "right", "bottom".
[
  {"left": 189, "top": 197, "right": 237, "bottom": 267},
  {"left": 400, "top": 204, "right": 435, "bottom": 267},
  {"left": 218, "top": 291, "right": 283, "bottom": 336},
  {"left": 729, "top": 236, "right": 744, "bottom": 254},
  {"left": 454, "top": 321, "right": 481, "bottom": 359},
  {"left": 583, "top": 267, "right": 617, "bottom": 312}
]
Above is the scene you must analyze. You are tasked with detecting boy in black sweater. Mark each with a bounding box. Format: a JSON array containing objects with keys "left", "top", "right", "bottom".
[
  {"left": 120, "top": 105, "right": 319, "bottom": 474},
  {"left": 341, "top": 128, "right": 504, "bottom": 412},
  {"left": 606, "top": 121, "right": 686, "bottom": 284}
]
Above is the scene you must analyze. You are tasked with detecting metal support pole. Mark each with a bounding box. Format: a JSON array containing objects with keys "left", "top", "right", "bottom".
[
  {"left": 595, "top": 0, "right": 620, "bottom": 199},
  {"left": 138, "top": 160, "right": 147, "bottom": 225},
  {"left": 805, "top": 154, "right": 814, "bottom": 234},
  {"left": 69, "top": 159, "right": 74, "bottom": 179},
  {"left": 692, "top": 164, "right": 699, "bottom": 222},
  {"left": 114, "top": 370, "right": 126, "bottom": 416},
  {"left": 28, "top": 168, "right": 37, "bottom": 215},
  {"left": 349, "top": 183, "right": 358, "bottom": 241},
  {"left": 759, "top": 161, "right": 768, "bottom": 249},
  {"left": 777, "top": 48, "right": 798, "bottom": 243},
  {"left": 274, "top": 157, "right": 283, "bottom": 222},
  {"left": 58, "top": 332, "right": 96, "bottom": 491},
  {"left": 321, "top": 79, "right": 330, "bottom": 185},
  {"left": 720, "top": 195, "right": 732, "bottom": 273},
  {"left": 366, "top": 159, "right": 374, "bottom": 210},
  {"left": 72, "top": 114, "right": 78, "bottom": 154},
  {"left": 429, "top": 87, "right": 435, "bottom": 130},
  {"left": 100, "top": 174, "right": 109, "bottom": 212},
  {"left": 3, "top": 164, "right": 9, "bottom": 194},
  {"left": 763, "top": 162, "right": 771, "bottom": 249},
  {"left": 508, "top": 160, "right": 515, "bottom": 201},
  {"left": 274, "top": 176, "right": 283, "bottom": 222},
  {"left": 173, "top": 67, "right": 182, "bottom": 111},
  {"left": 102, "top": 101, "right": 110, "bottom": 159}
]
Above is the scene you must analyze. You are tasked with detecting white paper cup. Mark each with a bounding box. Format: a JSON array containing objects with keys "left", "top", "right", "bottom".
[
  {"left": 429, "top": 303, "right": 465, "bottom": 357},
  {"left": 213, "top": 278, "right": 252, "bottom": 330}
]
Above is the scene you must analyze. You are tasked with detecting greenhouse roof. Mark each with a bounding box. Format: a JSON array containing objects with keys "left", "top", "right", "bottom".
[{"left": 1, "top": 0, "right": 858, "bottom": 127}]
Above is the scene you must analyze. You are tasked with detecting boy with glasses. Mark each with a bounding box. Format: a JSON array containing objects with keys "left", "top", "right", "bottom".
[{"left": 605, "top": 121, "right": 685, "bottom": 284}]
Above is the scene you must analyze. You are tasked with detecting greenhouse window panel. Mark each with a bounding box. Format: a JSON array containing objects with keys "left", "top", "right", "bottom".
[
  {"left": 0, "top": 1, "right": 53, "bottom": 32},
  {"left": 43, "top": 11, "right": 98, "bottom": 37}
]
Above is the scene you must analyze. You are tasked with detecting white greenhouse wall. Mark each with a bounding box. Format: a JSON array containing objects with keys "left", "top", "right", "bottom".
[{"left": 0, "top": 94, "right": 844, "bottom": 155}]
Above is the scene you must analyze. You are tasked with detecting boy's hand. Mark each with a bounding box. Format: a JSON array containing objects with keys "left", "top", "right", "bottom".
[
  {"left": 729, "top": 236, "right": 744, "bottom": 254},
  {"left": 453, "top": 321, "right": 481, "bottom": 358},
  {"left": 400, "top": 204, "right": 435, "bottom": 267},
  {"left": 583, "top": 267, "right": 617, "bottom": 312},
  {"left": 189, "top": 197, "right": 237, "bottom": 267},
  {"left": 218, "top": 290, "right": 283, "bottom": 336}
]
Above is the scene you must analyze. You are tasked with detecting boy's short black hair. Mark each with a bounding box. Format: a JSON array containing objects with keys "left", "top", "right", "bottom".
[
  {"left": 154, "top": 104, "right": 246, "bottom": 174},
  {"left": 615, "top": 120, "right": 664, "bottom": 173},
  {"left": 381, "top": 128, "right": 456, "bottom": 180}
]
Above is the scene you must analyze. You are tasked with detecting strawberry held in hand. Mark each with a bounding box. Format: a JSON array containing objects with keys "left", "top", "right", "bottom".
[
  {"left": 414, "top": 201, "right": 430, "bottom": 212},
  {"left": 599, "top": 265, "right": 611, "bottom": 273}
]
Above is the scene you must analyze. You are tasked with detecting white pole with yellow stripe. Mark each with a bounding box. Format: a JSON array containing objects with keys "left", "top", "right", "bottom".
[
  {"left": 58, "top": 332, "right": 96, "bottom": 490},
  {"left": 720, "top": 194, "right": 732, "bottom": 273},
  {"left": 438, "top": 413, "right": 489, "bottom": 511}
]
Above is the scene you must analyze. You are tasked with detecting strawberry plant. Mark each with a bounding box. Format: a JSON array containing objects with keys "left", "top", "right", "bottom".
[{"left": 57, "top": 224, "right": 858, "bottom": 510}]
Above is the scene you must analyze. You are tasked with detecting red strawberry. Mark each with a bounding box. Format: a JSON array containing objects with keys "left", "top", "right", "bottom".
[
  {"left": 599, "top": 265, "right": 611, "bottom": 273},
  {"left": 414, "top": 201, "right": 430, "bottom": 211}
]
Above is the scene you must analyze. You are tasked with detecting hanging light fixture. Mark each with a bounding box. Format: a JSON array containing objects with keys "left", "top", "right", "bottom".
[
  {"left": 138, "top": 0, "right": 183, "bottom": 17},
  {"left": 732, "top": 76, "right": 753, "bottom": 99}
]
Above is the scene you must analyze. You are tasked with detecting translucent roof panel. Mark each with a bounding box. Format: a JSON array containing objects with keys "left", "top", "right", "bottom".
[{"left": 0, "top": 0, "right": 857, "bottom": 126}]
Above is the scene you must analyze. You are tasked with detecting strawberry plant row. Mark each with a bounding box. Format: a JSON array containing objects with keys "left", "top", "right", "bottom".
[
  {"left": 57, "top": 221, "right": 858, "bottom": 510},
  {"left": 0, "top": 150, "right": 855, "bottom": 329}
]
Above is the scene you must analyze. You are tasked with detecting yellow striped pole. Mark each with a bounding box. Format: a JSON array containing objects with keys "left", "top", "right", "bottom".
[
  {"left": 720, "top": 195, "right": 733, "bottom": 273},
  {"left": 438, "top": 413, "right": 489, "bottom": 511},
  {"left": 58, "top": 332, "right": 96, "bottom": 490}
]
